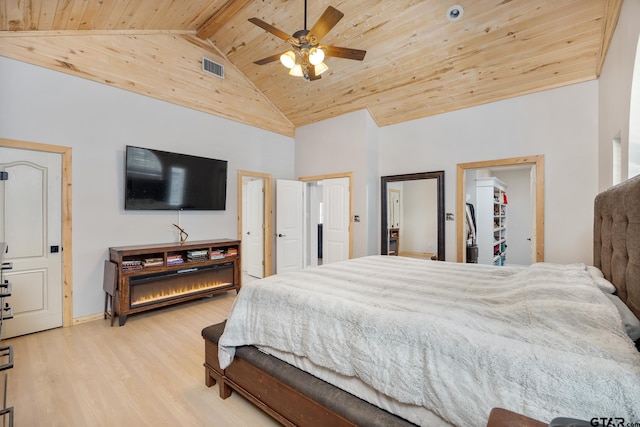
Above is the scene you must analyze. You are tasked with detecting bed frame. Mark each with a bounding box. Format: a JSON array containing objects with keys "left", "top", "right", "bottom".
[
  {"left": 203, "top": 174, "right": 640, "bottom": 427},
  {"left": 202, "top": 321, "right": 417, "bottom": 427}
]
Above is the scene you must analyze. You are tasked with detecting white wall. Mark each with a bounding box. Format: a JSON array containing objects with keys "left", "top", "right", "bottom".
[
  {"left": 295, "top": 110, "right": 379, "bottom": 258},
  {"left": 0, "top": 56, "right": 294, "bottom": 318},
  {"left": 378, "top": 82, "right": 598, "bottom": 264},
  {"left": 598, "top": 0, "right": 640, "bottom": 190},
  {"left": 295, "top": 82, "right": 598, "bottom": 264},
  {"left": 364, "top": 112, "right": 380, "bottom": 255}
]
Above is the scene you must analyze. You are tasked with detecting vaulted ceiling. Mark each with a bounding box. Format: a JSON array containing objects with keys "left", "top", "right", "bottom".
[{"left": 0, "top": 0, "right": 622, "bottom": 137}]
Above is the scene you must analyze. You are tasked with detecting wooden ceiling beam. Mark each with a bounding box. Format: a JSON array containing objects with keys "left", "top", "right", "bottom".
[{"left": 196, "top": 0, "right": 252, "bottom": 40}]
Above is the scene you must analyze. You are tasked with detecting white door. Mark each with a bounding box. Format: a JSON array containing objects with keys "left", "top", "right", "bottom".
[
  {"left": 276, "top": 179, "right": 304, "bottom": 273},
  {"left": 245, "top": 179, "right": 264, "bottom": 278},
  {"left": 322, "top": 177, "right": 350, "bottom": 264},
  {"left": 0, "top": 147, "right": 63, "bottom": 338}
]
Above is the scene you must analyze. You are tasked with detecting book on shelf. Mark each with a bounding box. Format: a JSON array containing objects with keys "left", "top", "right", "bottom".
[
  {"left": 187, "top": 249, "right": 209, "bottom": 261},
  {"left": 142, "top": 257, "right": 164, "bottom": 267},
  {"left": 122, "top": 260, "right": 143, "bottom": 271},
  {"left": 166, "top": 254, "right": 184, "bottom": 265}
]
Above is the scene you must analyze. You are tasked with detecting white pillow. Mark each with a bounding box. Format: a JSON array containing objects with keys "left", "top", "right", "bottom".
[
  {"left": 587, "top": 265, "right": 604, "bottom": 278},
  {"left": 606, "top": 294, "right": 640, "bottom": 341},
  {"left": 593, "top": 276, "right": 616, "bottom": 294}
]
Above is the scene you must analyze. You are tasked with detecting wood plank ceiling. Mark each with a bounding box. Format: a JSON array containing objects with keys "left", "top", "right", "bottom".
[{"left": 0, "top": 0, "right": 622, "bottom": 137}]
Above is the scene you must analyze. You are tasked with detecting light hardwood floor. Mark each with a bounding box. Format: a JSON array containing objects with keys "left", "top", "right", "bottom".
[{"left": 4, "top": 292, "right": 279, "bottom": 426}]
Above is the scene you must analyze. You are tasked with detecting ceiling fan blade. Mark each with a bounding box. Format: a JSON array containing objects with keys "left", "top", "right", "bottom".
[
  {"left": 248, "top": 17, "right": 291, "bottom": 42},
  {"left": 253, "top": 53, "right": 283, "bottom": 65},
  {"left": 323, "top": 45, "right": 367, "bottom": 61},
  {"left": 308, "top": 6, "right": 344, "bottom": 43}
]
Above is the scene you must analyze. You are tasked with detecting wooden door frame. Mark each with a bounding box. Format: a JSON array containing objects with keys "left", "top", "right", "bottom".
[
  {"left": 237, "top": 170, "right": 273, "bottom": 277},
  {"left": 298, "top": 172, "right": 353, "bottom": 260},
  {"left": 456, "top": 155, "right": 544, "bottom": 263},
  {"left": 0, "top": 138, "right": 73, "bottom": 327}
]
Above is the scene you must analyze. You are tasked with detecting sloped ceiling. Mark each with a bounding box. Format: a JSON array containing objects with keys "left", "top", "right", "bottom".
[{"left": 0, "top": 0, "right": 622, "bottom": 137}]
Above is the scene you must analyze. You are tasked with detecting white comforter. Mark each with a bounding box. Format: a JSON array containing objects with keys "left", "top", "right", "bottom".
[{"left": 218, "top": 256, "right": 640, "bottom": 427}]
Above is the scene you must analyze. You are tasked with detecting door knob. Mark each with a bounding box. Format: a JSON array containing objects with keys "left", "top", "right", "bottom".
[
  {"left": 278, "top": 234, "right": 286, "bottom": 237},
  {"left": 246, "top": 231, "right": 251, "bottom": 235}
]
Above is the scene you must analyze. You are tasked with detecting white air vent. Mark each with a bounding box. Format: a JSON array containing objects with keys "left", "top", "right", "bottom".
[{"left": 202, "top": 57, "right": 224, "bottom": 79}]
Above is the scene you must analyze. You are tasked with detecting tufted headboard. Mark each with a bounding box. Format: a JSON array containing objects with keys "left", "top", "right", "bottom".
[{"left": 593, "top": 174, "right": 640, "bottom": 319}]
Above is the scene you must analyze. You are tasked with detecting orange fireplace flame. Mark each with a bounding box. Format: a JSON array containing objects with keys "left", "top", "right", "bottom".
[{"left": 132, "top": 279, "right": 232, "bottom": 306}]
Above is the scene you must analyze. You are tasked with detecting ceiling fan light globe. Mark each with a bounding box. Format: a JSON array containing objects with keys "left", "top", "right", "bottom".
[
  {"left": 289, "top": 64, "right": 304, "bottom": 77},
  {"left": 280, "top": 51, "right": 296, "bottom": 69},
  {"left": 309, "top": 47, "right": 325, "bottom": 65},
  {"left": 314, "top": 62, "right": 329, "bottom": 75}
]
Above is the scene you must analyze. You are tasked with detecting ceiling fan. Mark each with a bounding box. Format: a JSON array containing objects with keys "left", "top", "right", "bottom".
[{"left": 248, "top": 1, "right": 366, "bottom": 81}]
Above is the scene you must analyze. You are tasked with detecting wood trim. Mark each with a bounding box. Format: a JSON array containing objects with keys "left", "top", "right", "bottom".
[
  {"left": 456, "top": 155, "right": 544, "bottom": 263},
  {"left": 72, "top": 313, "right": 103, "bottom": 325},
  {"left": 0, "top": 138, "right": 73, "bottom": 327},
  {"left": 237, "top": 170, "right": 274, "bottom": 277},
  {"left": 298, "top": 172, "right": 353, "bottom": 182},
  {"left": 298, "top": 172, "right": 353, "bottom": 260}
]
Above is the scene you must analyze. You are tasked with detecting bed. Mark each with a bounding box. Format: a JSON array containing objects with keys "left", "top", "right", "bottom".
[{"left": 203, "top": 174, "right": 640, "bottom": 427}]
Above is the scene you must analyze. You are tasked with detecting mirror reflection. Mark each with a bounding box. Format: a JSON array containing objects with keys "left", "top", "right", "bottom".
[
  {"left": 381, "top": 171, "right": 444, "bottom": 260},
  {"left": 389, "top": 189, "right": 400, "bottom": 229}
]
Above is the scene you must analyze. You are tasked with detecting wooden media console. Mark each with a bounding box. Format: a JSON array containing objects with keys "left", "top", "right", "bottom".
[{"left": 109, "top": 239, "right": 240, "bottom": 326}]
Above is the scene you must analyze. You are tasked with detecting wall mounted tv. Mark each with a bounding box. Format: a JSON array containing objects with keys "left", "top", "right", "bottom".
[{"left": 125, "top": 145, "right": 228, "bottom": 211}]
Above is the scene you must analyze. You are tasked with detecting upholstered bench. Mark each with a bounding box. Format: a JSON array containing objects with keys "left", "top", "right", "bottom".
[{"left": 202, "top": 321, "right": 417, "bottom": 427}]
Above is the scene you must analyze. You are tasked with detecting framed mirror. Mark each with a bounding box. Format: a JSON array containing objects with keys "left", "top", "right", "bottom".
[{"left": 381, "top": 171, "right": 445, "bottom": 260}]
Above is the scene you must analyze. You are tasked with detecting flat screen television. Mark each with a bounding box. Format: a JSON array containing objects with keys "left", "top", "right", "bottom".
[{"left": 125, "top": 145, "right": 227, "bottom": 210}]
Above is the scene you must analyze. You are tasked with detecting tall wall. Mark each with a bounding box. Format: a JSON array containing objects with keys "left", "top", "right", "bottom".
[
  {"left": 598, "top": 0, "right": 640, "bottom": 190},
  {"left": 295, "top": 110, "right": 380, "bottom": 258},
  {"left": 378, "top": 81, "right": 599, "bottom": 264},
  {"left": 0, "top": 56, "right": 294, "bottom": 318},
  {"left": 295, "top": 81, "right": 598, "bottom": 264}
]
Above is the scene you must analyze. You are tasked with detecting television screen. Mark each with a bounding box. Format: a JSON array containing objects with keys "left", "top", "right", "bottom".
[{"left": 125, "top": 146, "right": 227, "bottom": 210}]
